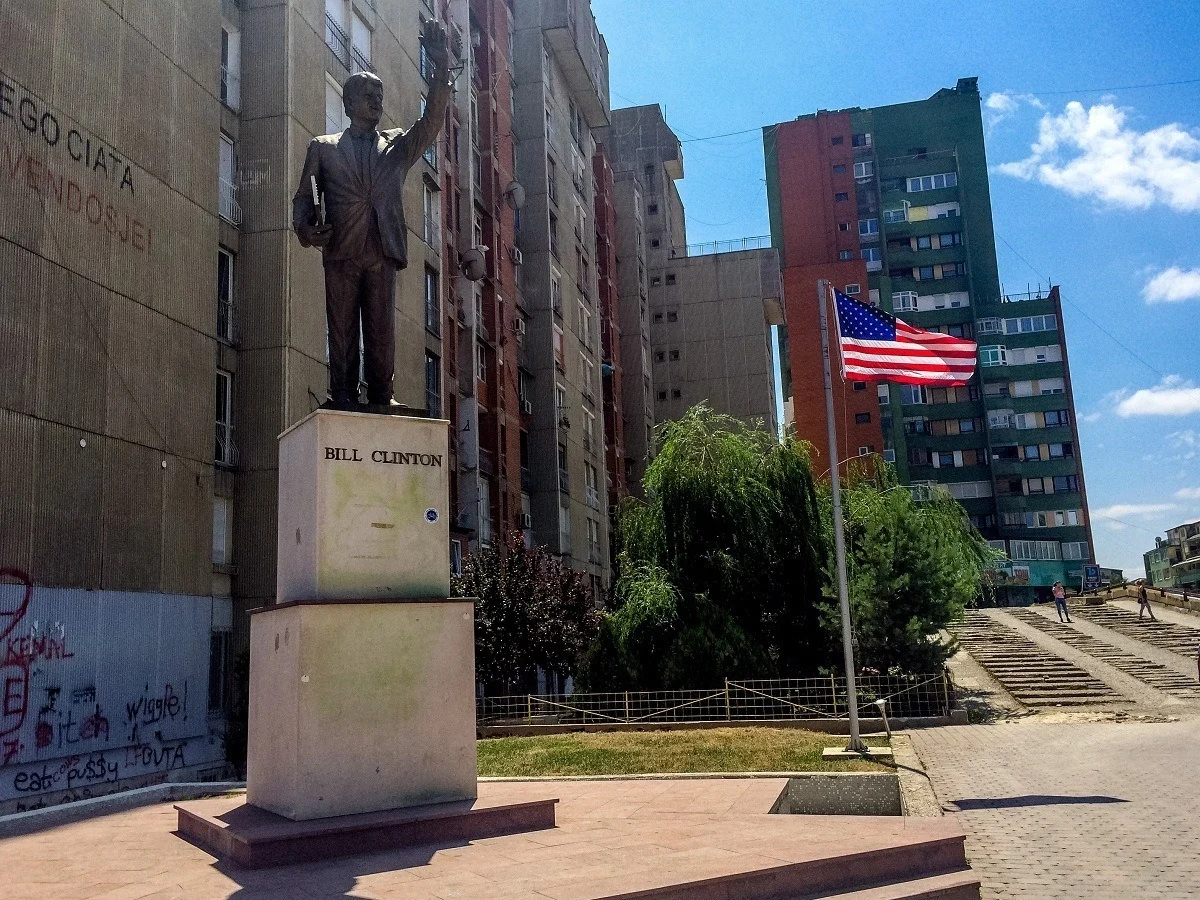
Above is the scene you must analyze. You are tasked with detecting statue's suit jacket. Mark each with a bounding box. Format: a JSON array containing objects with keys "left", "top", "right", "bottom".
[{"left": 292, "top": 79, "right": 452, "bottom": 269}]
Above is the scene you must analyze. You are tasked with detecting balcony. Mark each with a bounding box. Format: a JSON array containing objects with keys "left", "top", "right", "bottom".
[
  {"left": 220, "top": 65, "right": 240, "bottom": 112},
  {"left": 218, "top": 178, "right": 242, "bottom": 225},
  {"left": 542, "top": 2, "right": 609, "bottom": 127},
  {"left": 325, "top": 13, "right": 373, "bottom": 74},
  {"left": 558, "top": 469, "right": 570, "bottom": 493},
  {"left": 588, "top": 545, "right": 602, "bottom": 565},
  {"left": 217, "top": 298, "right": 235, "bottom": 344},
  {"left": 585, "top": 489, "right": 600, "bottom": 509}
]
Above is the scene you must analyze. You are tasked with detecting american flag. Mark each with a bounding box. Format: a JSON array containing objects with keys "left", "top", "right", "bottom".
[{"left": 834, "top": 288, "right": 977, "bottom": 386}]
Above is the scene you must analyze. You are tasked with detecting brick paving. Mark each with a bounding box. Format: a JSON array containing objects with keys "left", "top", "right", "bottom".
[
  {"left": 0, "top": 777, "right": 969, "bottom": 899},
  {"left": 911, "top": 721, "right": 1200, "bottom": 899}
]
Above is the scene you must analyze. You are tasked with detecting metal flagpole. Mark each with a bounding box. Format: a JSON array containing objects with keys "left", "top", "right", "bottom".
[{"left": 817, "top": 279, "right": 867, "bottom": 754}]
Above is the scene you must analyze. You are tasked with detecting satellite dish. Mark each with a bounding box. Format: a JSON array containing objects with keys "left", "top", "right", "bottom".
[
  {"left": 461, "top": 247, "right": 488, "bottom": 282},
  {"left": 504, "top": 181, "right": 526, "bottom": 210}
]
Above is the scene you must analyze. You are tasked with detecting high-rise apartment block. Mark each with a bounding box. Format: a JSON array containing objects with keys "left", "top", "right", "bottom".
[
  {"left": 603, "top": 106, "right": 784, "bottom": 490},
  {"left": 765, "top": 78, "right": 1093, "bottom": 602}
]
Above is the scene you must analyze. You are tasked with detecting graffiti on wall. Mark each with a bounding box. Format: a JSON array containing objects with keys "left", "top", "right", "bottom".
[{"left": 0, "top": 569, "right": 221, "bottom": 808}]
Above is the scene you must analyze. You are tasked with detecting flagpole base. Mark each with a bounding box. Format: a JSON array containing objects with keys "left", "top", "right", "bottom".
[{"left": 822, "top": 746, "right": 894, "bottom": 759}]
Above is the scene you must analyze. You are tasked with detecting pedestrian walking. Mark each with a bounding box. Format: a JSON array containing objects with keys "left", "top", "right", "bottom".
[
  {"left": 1052, "top": 581, "right": 1071, "bottom": 623},
  {"left": 1138, "top": 584, "right": 1157, "bottom": 621}
]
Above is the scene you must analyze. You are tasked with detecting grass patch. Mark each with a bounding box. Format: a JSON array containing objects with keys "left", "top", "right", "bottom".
[{"left": 477, "top": 727, "right": 890, "bottom": 777}]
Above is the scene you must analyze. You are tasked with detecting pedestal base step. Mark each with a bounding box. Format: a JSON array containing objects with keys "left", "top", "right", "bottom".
[{"left": 176, "top": 792, "right": 557, "bottom": 868}]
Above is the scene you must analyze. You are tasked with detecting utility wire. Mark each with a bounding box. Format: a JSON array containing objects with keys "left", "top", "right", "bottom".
[
  {"left": 1017, "top": 77, "right": 1200, "bottom": 97},
  {"left": 995, "top": 234, "right": 1167, "bottom": 381}
]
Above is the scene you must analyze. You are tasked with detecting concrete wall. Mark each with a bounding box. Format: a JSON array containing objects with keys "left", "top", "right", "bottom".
[{"left": 0, "top": 580, "right": 224, "bottom": 814}]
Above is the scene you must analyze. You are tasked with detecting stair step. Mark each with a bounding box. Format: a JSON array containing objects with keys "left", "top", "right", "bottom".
[{"left": 814, "top": 869, "right": 981, "bottom": 899}]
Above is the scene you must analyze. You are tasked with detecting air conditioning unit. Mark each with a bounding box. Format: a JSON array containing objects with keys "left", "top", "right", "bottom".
[
  {"left": 509, "top": 245, "right": 523, "bottom": 265},
  {"left": 521, "top": 399, "right": 533, "bottom": 414},
  {"left": 520, "top": 513, "right": 533, "bottom": 529},
  {"left": 514, "top": 317, "right": 526, "bottom": 335}
]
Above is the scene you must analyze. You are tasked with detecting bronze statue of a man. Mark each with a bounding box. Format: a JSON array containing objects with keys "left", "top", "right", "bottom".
[{"left": 292, "top": 20, "right": 453, "bottom": 410}]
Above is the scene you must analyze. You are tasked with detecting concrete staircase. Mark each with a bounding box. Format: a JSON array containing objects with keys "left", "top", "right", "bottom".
[
  {"left": 950, "top": 611, "right": 1119, "bottom": 706},
  {"left": 1004, "top": 608, "right": 1200, "bottom": 700},
  {"left": 1073, "top": 604, "right": 1200, "bottom": 660}
]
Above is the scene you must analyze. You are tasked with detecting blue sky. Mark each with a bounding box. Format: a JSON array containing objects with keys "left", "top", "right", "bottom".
[{"left": 593, "top": 0, "right": 1200, "bottom": 576}]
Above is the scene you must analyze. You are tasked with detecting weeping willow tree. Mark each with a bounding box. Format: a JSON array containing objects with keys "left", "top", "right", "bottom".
[
  {"left": 582, "top": 405, "right": 828, "bottom": 689},
  {"left": 822, "top": 464, "right": 1001, "bottom": 674}
]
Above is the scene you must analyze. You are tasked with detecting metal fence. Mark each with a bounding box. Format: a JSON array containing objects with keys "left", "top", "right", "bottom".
[{"left": 476, "top": 673, "right": 951, "bottom": 727}]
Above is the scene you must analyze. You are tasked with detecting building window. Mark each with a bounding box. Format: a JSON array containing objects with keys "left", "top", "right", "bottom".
[
  {"left": 553, "top": 325, "right": 565, "bottom": 370},
  {"left": 477, "top": 341, "right": 488, "bottom": 381},
  {"left": 838, "top": 250, "right": 853, "bottom": 261},
  {"left": 835, "top": 192, "right": 849, "bottom": 202},
  {"left": 916, "top": 235, "right": 933, "bottom": 251},
  {"left": 215, "top": 370, "right": 234, "bottom": 466},
  {"left": 424, "top": 351, "right": 442, "bottom": 417},
  {"left": 217, "top": 248, "right": 235, "bottom": 343},
  {"left": 671, "top": 389, "right": 681, "bottom": 399},
  {"left": 325, "top": 77, "right": 347, "bottom": 133},
  {"left": 900, "top": 384, "right": 927, "bottom": 405},
  {"left": 666, "top": 311, "right": 678, "bottom": 322},
  {"left": 654, "top": 350, "right": 665, "bottom": 363},
  {"left": 861, "top": 247, "right": 881, "bottom": 267},
  {"left": 584, "top": 463, "right": 599, "bottom": 507},
  {"left": 423, "top": 182, "right": 439, "bottom": 246},
  {"left": 853, "top": 381, "right": 867, "bottom": 392},
  {"left": 851, "top": 132, "right": 871, "bottom": 148},
  {"left": 669, "top": 349, "right": 680, "bottom": 361},
  {"left": 212, "top": 496, "right": 231, "bottom": 566},
  {"left": 855, "top": 412, "right": 871, "bottom": 425},
  {"left": 423, "top": 266, "right": 440, "bottom": 336},
  {"left": 218, "top": 135, "right": 239, "bottom": 225},
  {"left": 853, "top": 160, "right": 873, "bottom": 178},
  {"left": 907, "top": 172, "right": 957, "bottom": 193},
  {"left": 940, "top": 262, "right": 967, "bottom": 277},
  {"left": 665, "top": 273, "right": 677, "bottom": 285},
  {"left": 938, "top": 232, "right": 963, "bottom": 247},
  {"left": 220, "top": 27, "right": 241, "bottom": 111},
  {"left": 917, "top": 265, "right": 935, "bottom": 280},
  {"left": 979, "top": 345, "right": 1007, "bottom": 367},
  {"left": 838, "top": 222, "right": 850, "bottom": 232},
  {"left": 831, "top": 135, "right": 844, "bottom": 146},
  {"left": 883, "top": 208, "right": 907, "bottom": 224},
  {"left": 833, "top": 163, "right": 846, "bottom": 174},
  {"left": 844, "top": 283, "right": 861, "bottom": 295},
  {"left": 657, "top": 390, "right": 667, "bottom": 401},
  {"left": 858, "top": 218, "right": 879, "bottom": 236},
  {"left": 647, "top": 203, "right": 659, "bottom": 215},
  {"left": 893, "top": 291, "right": 918, "bottom": 312}
]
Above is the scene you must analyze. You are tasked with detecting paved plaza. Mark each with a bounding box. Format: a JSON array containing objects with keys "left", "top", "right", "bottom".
[{"left": 912, "top": 720, "right": 1200, "bottom": 899}]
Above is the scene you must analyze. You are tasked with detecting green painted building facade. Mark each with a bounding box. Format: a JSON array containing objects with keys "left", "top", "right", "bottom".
[{"left": 770, "top": 79, "right": 1094, "bottom": 603}]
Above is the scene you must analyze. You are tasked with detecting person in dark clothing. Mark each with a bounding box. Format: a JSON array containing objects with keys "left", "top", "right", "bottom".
[{"left": 1138, "top": 584, "right": 1157, "bottom": 620}]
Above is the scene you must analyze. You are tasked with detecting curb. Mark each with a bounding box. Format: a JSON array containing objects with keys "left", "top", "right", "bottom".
[{"left": 0, "top": 782, "right": 246, "bottom": 839}]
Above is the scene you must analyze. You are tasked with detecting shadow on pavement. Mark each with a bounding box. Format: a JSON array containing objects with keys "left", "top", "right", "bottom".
[{"left": 948, "top": 794, "right": 1127, "bottom": 811}]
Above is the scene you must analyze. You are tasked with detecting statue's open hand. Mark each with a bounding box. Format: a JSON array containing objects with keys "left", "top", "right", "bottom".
[
  {"left": 299, "top": 222, "right": 333, "bottom": 249},
  {"left": 420, "top": 18, "right": 451, "bottom": 73}
]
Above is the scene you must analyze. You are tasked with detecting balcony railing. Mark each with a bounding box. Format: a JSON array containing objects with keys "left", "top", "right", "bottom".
[
  {"left": 423, "top": 214, "right": 440, "bottom": 248},
  {"left": 220, "top": 65, "right": 240, "bottom": 111},
  {"left": 558, "top": 469, "right": 570, "bottom": 493},
  {"left": 217, "top": 297, "right": 235, "bottom": 344},
  {"left": 215, "top": 422, "right": 238, "bottom": 467},
  {"left": 671, "top": 235, "right": 772, "bottom": 258},
  {"left": 326, "top": 13, "right": 373, "bottom": 73},
  {"left": 219, "top": 178, "right": 242, "bottom": 225}
]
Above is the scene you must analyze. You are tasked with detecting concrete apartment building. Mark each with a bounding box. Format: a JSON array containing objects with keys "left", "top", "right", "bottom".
[
  {"left": 1144, "top": 520, "right": 1200, "bottom": 589},
  {"left": 764, "top": 78, "right": 1094, "bottom": 603},
  {"left": 0, "top": 0, "right": 627, "bottom": 811},
  {"left": 511, "top": 0, "right": 612, "bottom": 588},
  {"left": 601, "top": 105, "right": 783, "bottom": 489}
]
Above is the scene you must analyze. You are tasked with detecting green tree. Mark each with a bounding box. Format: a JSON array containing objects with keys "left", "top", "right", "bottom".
[
  {"left": 456, "top": 531, "right": 599, "bottom": 694},
  {"left": 586, "top": 405, "right": 827, "bottom": 689},
  {"left": 822, "top": 465, "right": 1000, "bottom": 673}
]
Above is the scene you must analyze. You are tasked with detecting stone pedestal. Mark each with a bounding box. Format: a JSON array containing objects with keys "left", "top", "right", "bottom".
[
  {"left": 252, "top": 410, "right": 475, "bottom": 821},
  {"left": 246, "top": 599, "right": 478, "bottom": 821},
  {"left": 276, "top": 410, "right": 451, "bottom": 603}
]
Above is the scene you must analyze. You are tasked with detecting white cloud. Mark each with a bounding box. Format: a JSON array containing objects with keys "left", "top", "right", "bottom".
[
  {"left": 984, "top": 91, "right": 1044, "bottom": 129},
  {"left": 1093, "top": 503, "right": 1177, "bottom": 520},
  {"left": 1115, "top": 376, "right": 1200, "bottom": 417},
  {"left": 1079, "top": 411, "right": 1103, "bottom": 424},
  {"left": 1176, "top": 487, "right": 1200, "bottom": 500},
  {"left": 995, "top": 101, "right": 1200, "bottom": 211},
  {"left": 1169, "top": 429, "right": 1200, "bottom": 449},
  {"left": 1143, "top": 267, "right": 1200, "bottom": 303}
]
